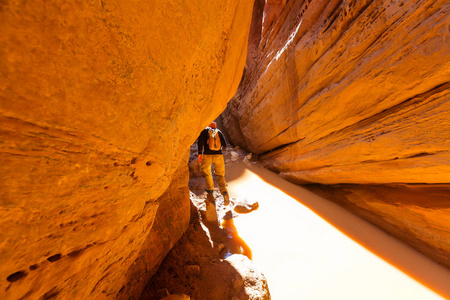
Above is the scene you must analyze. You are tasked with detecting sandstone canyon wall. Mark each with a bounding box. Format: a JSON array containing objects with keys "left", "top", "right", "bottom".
[
  {"left": 0, "top": 1, "right": 253, "bottom": 299},
  {"left": 222, "top": 0, "right": 450, "bottom": 269},
  {"left": 223, "top": 0, "right": 450, "bottom": 185}
]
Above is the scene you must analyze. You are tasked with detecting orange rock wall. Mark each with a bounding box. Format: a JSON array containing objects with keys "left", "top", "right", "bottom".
[
  {"left": 0, "top": 1, "right": 253, "bottom": 299},
  {"left": 223, "top": 0, "right": 450, "bottom": 185}
]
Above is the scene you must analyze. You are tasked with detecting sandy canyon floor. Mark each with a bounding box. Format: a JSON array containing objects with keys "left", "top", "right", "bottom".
[{"left": 142, "top": 148, "right": 450, "bottom": 300}]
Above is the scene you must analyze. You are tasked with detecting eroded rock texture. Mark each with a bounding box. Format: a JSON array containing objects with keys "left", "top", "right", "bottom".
[
  {"left": 223, "top": 0, "right": 450, "bottom": 185},
  {"left": 222, "top": 0, "right": 450, "bottom": 269},
  {"left": 0, "top": 1, "right": 253, "bottom": 299}
]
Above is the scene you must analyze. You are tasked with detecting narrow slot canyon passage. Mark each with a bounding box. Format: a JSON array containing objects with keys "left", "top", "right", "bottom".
[
  {"left": 223, "top": 157, "right": 450, "bottom": 299},
  {"left": 1, "top": 0, "right": 449, "bottom": 299}
]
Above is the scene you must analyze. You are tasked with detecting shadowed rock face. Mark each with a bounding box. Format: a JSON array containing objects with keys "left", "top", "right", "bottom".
[
  {"left": 223, "top": 0, "right": 450, "bottom": 185},
  {"left": 0, "top": 1, "right": 253, "bottom": 299}
]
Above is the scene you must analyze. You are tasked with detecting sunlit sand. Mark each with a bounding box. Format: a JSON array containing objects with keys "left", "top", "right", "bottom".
[{"left": 225, "top": 161, "right": 450, "bottom": 300}]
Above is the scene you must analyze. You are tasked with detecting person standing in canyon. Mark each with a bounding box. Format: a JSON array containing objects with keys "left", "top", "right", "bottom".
[{"left": 197, "top": 122, "right": 230, "bottom": 205}]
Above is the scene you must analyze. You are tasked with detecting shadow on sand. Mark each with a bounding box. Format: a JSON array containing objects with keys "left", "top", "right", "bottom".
[{"left": 140, "top": 190, "right": 265, "bottom": 299}]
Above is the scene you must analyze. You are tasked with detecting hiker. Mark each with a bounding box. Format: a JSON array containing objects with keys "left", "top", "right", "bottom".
[{"left": 197, "top": 122, "right": 230, "bottom": 205}]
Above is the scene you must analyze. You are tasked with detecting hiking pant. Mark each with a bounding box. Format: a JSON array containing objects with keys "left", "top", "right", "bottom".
[{"left": 200, "top": 154, "right": 228, "bottom": 194}]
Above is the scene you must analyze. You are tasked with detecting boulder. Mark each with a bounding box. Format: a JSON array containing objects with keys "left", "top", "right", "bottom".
[
  {"left": 234, "top": 198, "right": 259, "bottom": 214},
  {"left": 225, "top": 254, "right": 271, "bottom": 300},
  {"left": 0, "top": 1, "right": 253, "bottom": 299}
]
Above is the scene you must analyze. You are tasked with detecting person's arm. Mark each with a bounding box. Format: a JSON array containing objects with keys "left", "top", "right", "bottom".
[
  {"left": 198, "top": 130, "right": 205, "bottom": 154},
  {"left": 197, "top": 130, "right": 205, "bottom": 163},
  {"left": 219, "top": 131, "right": 227, "bottom": 148}
]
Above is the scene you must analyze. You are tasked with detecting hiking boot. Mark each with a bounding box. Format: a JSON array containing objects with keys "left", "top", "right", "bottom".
[
  {"left": 205, "top": 189, "right": 214, "bottom": 194},
  {"left": 222, "top": 191, "right": 230, "bottom": 206}
]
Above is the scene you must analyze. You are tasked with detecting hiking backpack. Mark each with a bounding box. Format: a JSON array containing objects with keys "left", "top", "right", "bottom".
[{"left": 207, "top": 128, "right": 221, "bottom": 151}]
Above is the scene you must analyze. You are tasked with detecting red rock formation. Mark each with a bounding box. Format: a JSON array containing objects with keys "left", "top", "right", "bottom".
[
  {"left": 223, "top": 0, "right": 450, "bottom": 185},
  {"left": 0, "top": 1, "right": 253, "bottom": 299},
  {"left": 222, "top": 0, "right": 450, "bottom": 269}
]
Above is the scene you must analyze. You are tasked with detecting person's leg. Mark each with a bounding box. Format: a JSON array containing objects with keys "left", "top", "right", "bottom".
[
  {"left": 200, "top": 155, "right": 214, "bottom": 193},
  {"left": 213, "top": 155, "right": 229, "bottom": 204}
]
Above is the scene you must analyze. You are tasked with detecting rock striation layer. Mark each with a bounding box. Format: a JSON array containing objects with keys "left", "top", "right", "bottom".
[
  {"left": 0, "top": 1, "right": 253, "bottom": 299},
  {"left": 222, "top": 0, "right": 450, "bottom": 270},
  {"left": 223, "top": 0, "right": 450, "bottom": 185}
]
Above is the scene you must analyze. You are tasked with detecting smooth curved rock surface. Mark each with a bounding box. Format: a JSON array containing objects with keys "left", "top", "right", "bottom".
[
  {"left": 0, "top": 1, "right": 253, "bottom": 299},
  {"left": 223, "top": 0, "right": 450, "bottom": 185}
]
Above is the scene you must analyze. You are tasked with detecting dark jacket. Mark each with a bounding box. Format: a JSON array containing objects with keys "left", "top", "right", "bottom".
[{"left": 198, "top": 127, "right": 227, "bottom": 155}]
